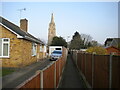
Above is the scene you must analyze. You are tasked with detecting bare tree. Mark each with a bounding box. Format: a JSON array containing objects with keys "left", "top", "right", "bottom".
[{"left": 81, "top": 34, "right": 93, "bottom": 46}]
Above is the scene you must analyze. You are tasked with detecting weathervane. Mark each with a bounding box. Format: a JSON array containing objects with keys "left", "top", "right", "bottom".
[{"left": 18, "top": 8, "right": 26, "bottom": 19}]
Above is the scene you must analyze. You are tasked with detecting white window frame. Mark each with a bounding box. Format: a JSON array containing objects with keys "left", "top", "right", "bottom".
[
  {"left": 0, "top": 38, "right": 10, "bottom": 58},
  {"left": 44, "top": 46, "right": 46, "bottom": 52},
  {"left": 40, "top": 45, "right": 43, "bottom": 52},
  {"left": 32, "top": 43, "right": 37, "bottom": 56}
]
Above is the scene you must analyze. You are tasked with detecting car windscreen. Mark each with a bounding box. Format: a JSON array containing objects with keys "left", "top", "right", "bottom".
[{"left": 52, "top": 51, "right": 62, "bottom": 54}]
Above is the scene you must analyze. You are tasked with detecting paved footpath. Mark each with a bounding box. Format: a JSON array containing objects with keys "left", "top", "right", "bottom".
[
  {"left": 58, "top": 54, "right": 86, "bottom": 88},
  {"left": 2, "top": 59, "right": 52, "bottom": 88}
]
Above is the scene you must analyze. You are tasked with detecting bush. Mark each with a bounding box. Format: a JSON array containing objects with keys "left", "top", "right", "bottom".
[{"left": 86, "top": 46, "right": 107, "bottom": 55}]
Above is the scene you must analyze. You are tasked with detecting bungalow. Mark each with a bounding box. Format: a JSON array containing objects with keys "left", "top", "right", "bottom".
[
  {"left": 105, "top": 46, "right": 120, "bottom": 55},
  {"left": 104, "top": 38, "right": 120, "bottom": 55},
  {"left": 0, "top": 16, "right": 46, "bottom": 67},
  {"left": 104, "top": 38, "right": 120, "bottom": 47}
]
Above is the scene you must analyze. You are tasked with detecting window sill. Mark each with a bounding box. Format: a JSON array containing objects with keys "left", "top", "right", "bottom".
[
  {"left": 32, "top": 55, "right": 36, "bottom": 57},
  {"left": 0, "top": 56, "right": 10, "bottom": 58}
]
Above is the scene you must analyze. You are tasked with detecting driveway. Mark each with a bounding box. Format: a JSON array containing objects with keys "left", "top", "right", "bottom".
[{"left": 2, "top": 59, "right": 52, "bottom": 88}]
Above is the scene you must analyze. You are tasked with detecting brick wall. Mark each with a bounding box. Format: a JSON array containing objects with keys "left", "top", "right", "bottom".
[{"left": 1, "top": 26, "right": 43, "bottom": 67}]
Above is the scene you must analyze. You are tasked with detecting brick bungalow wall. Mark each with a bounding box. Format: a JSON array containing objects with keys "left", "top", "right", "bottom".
[{"left": 0, "top": 25, "right": 42, "bottom": 67}]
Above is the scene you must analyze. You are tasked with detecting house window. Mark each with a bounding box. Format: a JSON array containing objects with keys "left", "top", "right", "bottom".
[
  {"left": 44, "top": 46, "right": 46, "bottom": 52},
  {"left": 0, "top": 38, "right": 10, "bottom": 58},
  {"left": 40, "top": 45, "right": 43, "bottom": 52},
  {"left": 32, "top": 43, "right": 37, "bottom": 56}
]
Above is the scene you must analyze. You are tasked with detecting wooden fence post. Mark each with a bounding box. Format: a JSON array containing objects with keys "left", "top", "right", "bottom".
[
  {"left": 40, "top": 70, "right": 43, "bottom": 90},
  {"left": 92, "top": 53, "right": 95, "bottom": 88},
  {"left": 109, "top": 53, "right": 113, "bottom": 89},
  {"left": 85, "top": 53, "right": 86, "bottom": 77},
  {"left": 76, "top": 51, "right": 78, "bottom": 65}
]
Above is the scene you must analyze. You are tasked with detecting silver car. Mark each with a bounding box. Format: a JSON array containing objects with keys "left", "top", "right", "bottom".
[{"left": 50, "top": 50, "right": 62, "bottom": 61}]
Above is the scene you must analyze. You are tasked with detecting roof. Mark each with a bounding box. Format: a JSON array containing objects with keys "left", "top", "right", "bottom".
[
  {"left": 104, "top": 38, "right": 120, "bottom": 47},
  {"left": 0, "top": 16, "right": 44, "bottom": 45}
]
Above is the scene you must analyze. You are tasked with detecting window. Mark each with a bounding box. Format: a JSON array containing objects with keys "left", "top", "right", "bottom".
[
  {"left": 0, "top": 38, "right": 10, "bottom": 58},
  {"left": 44, "top": 46, "right": 46, "bottom": 52},
  {"left": 40, "top": 45, "right": 43, "bottom": 52},
  {"left": 32, "top": 43, "right": 37, "bottom": 56}
]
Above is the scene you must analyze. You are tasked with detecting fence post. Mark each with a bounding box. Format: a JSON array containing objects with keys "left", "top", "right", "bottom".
[
  {"left": 40, "top": 71, "right": 43, "bottom": 90},
  {"left": 109, "top": 53, "right": 113, "bottom": 89},
  {"left": 76, "top": 51, "right": 78, "bottom": 65},
  {"left": 85, "top": 53, "right": 86, "bottom": 77},
  {"left": 92, "top": 53, "right": 95, "bottom": 88}
]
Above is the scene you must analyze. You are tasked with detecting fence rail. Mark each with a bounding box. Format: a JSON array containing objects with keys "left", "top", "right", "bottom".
[
  {"left": 71, "top": 50, "right": 120, "bottom": 89},
  {"left": 16, "top": 47, "right": 68, "bottom": 89}
]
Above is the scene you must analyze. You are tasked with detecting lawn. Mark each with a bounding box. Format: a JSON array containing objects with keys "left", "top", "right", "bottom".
[{"left": 0, "top": 68, "right": 15, "bottom": 77}]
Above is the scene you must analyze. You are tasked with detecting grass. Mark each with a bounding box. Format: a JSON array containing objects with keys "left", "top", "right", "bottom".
[{"left": 0, "top": 68, "right": 15, "bottom": 77}]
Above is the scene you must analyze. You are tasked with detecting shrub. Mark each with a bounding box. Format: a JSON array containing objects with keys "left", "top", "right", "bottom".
[{"left": 86, "top": 46, "right": 107, "bottom": 55}]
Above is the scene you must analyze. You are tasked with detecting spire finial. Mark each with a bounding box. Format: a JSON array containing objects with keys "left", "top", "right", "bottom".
[{"left": 51, "top": 13, "right": 54, "bottom": 23}]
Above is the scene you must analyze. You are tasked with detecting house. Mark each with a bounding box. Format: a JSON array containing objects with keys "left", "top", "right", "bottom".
[
  {"left": 104, "top": 38, "right": 120, "bottom": 55},
  {"left": 0, "top": 16, "right": 46, "bottom": 67},
  {"left": 105, "top": 46, "right": 120, "bottom": 55},
  {"left": 104, "top": 38, "right": 120, "bottom": 47}
]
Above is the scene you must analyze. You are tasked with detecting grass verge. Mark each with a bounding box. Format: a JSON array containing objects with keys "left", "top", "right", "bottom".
[{"left": 0, "top": 68, "right": 15, "bottom": 77}]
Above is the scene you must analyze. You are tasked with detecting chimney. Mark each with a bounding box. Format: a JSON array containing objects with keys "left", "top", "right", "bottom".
[{"left": 20, "top": 19, "right": 28, "bottom": 32}]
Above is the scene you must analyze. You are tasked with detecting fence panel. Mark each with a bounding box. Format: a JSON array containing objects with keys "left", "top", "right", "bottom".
[
  {"left": 77, "top": 53, "right": 81, "bottom": 70},
  {"left": 43, "top": 63, "right": 55, "bottom": 88},
  {"left": 112, "top": 56, "right": 120, "bottom": 89},
  {"left": 94, "top": 55, "right": 109, "bottom": 88},
  {"left": 56, "top": 59, "right": 60, "bottom": 87},
  {"left": 17, "top": 73, "right": 40, "bottom": 89},
  {"left": 86, "top": 54, "right": 92, "bottom": 86},
  {"left": 16, "top": 47, "right": 68, "bottom": 89},
  {"left": 81, "top": 53, "right": 85, "bottom": 75}
]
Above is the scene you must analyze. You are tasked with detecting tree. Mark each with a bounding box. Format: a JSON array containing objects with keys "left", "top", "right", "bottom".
[
  {"left": 69, "top": 31, "right": 83, "bottom": 50},
  {"left": 90, "top": 40, "right": 98, "bottom": 47},
  {"left": 50, "top": 36, "right": 67, "bottom": 48},
  {"left": 81, "top": 34, "right": 92, "bottom": 46},
  {"left": 86, "top": 46, "right": 107, "bottom": 55}
]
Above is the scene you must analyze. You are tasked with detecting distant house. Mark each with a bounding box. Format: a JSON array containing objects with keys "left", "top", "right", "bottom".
[
  {"left": 106, "top": 46, "right": 120, "bottom": 55},
  {"left": 104, "top": 38, "right": 120, "bottom": 55},
  {"left": 104, "top": 38, "right": 120, "bottom": 47},
  {"left": 0, "top": 16, "right": 46, "bottom": 67}
]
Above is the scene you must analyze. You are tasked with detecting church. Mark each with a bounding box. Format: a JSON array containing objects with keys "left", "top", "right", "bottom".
[{"left": 48, "top": 13, "right": 56, "bottom": 46}]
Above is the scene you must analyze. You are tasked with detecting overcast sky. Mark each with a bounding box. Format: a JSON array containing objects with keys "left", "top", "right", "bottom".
[{"left": 1, "top": 2, "right": 119, "bottom": 44}]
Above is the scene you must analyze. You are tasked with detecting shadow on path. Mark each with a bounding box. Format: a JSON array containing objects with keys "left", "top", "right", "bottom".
[{"left": 58, "top": 54, "right": 86, "bottom": 88}]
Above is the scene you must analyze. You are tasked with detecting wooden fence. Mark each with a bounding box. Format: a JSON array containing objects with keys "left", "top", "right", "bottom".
[
  {"left": 16, "top": 47, "right": 68, "bottom": 89},
  {"left": 71, "top": 50, "right": 120, "bottom": 89}
]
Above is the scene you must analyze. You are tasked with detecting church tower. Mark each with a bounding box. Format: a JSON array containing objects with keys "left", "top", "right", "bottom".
[{"left": 48, "top": 13, "right": 56, "bottom": 46}]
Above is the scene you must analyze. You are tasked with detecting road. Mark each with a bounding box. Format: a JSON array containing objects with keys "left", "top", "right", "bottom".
[
  {"left": 58, "top": 54, "right": 86, "bottom": 88},
  {"left": 2, "top": 59, "right": 52, "bottom": 88}
]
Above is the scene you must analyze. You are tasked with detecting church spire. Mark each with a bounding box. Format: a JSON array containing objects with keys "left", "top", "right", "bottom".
[
  {"left": 51, "top": 13, "right": 54, "bottom": 23},
  {"left": 48, "top": 13, "right": 56, "bottom": 46}
]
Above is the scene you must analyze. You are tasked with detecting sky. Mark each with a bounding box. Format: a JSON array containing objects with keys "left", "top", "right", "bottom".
[{"left": 1, "top": 1, "right": 119, "bottom": 44}]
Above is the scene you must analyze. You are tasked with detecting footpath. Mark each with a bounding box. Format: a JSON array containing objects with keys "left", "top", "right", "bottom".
[
  {"left": 2, "top": 59, "right": 52, "bottom": 88},
  {"left": 58, "top": 54, "right": 86, "bottom": 88}
]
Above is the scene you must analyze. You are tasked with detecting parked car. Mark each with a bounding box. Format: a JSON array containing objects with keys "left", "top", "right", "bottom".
[{"left": 50, "top": 50, "right": 62, "bottom": 61}]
